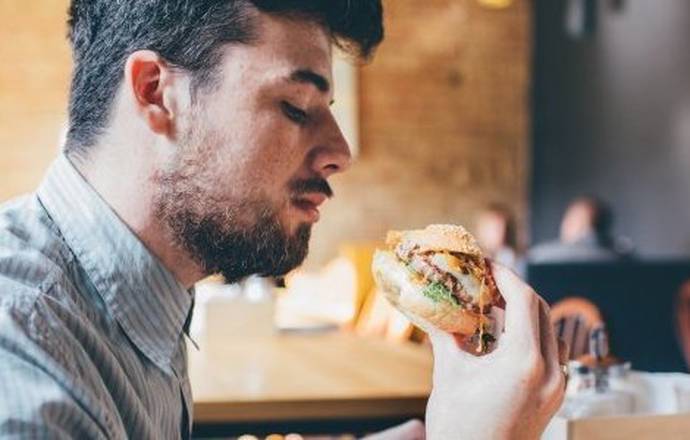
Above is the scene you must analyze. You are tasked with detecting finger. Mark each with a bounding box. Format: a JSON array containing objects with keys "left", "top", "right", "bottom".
[
  {"left": 426, "top": 326, "right": 473, "bottom": 366},
  {"left": 538, "top": 298, "right": 560, "bottom": 383},
  {"left": 412, "top": 310, "right": 472, "bottom": 358},
  {"left": 361, "top": 419, "right": 426, "bottom": 440},
  {"left": 558, "top": 338, "right": 570, "bottom": 366},
  {"left": 424, "top": 326, "right": 479, "bottom": 384},
  {"left": 491, "top": 262, "right": 540, "bottom": 350},
  {"left": 539, "top": 299, "right": 567, "bottom": 406}
]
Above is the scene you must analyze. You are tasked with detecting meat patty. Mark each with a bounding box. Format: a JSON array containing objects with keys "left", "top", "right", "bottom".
[{"left": 395, "top": 244, "right": 493, "bottom": 313}]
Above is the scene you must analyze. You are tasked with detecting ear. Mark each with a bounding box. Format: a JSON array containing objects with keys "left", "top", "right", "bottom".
[{"left": 124, "top": 50, "right": 177, "bottom": 137}]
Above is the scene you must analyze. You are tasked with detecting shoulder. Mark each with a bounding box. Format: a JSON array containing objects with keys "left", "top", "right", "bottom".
[
  {"left": 529, "top": 240, "right": 621, "bottom": 263},
  {"left": 0, "top": 306, "right": 110, "bottom": 439},
  {"left": 0, "top": 193, "right": 91, "bottom": 354},
  {"left": 0, "top": 265, "right": 110, "bottom": 438},
  {"left": 0, "top": 194, "right": 75, "bottom": 305},
  {"left": 0, "top": 196, "right": 116, "bottom": 438},
  {"left": 528, "top": 240, "right": 569, "bottom": 262}
]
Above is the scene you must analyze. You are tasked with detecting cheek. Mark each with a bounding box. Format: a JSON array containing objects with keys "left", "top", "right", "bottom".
[
  {"left": 192, "top": 98, "right": 307, "bottom": 202},
  {"left": 246, "top": 129, "right": 307, "bottom": 188}
]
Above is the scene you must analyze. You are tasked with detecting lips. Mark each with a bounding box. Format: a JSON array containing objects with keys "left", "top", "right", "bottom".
[{"left": 291, "top": 192, "right": 329, "bottom": 223}]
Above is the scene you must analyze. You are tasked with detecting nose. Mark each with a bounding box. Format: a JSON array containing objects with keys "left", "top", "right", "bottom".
[{"left": 310, "top": 113, "right": 352, "bottom": 179}]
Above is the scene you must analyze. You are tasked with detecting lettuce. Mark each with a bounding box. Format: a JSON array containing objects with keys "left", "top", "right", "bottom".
[{"left": 422, "top": 282, "right": 459, "bottom": 306}]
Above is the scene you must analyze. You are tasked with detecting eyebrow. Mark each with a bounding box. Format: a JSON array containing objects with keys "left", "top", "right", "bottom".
[{"left": 289, "top": 69, "right": 331, "bottom": 94}]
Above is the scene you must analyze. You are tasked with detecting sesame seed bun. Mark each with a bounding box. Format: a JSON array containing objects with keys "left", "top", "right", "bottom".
[{"left": 386, "top": 224, "right": 483, "bottom": 258}]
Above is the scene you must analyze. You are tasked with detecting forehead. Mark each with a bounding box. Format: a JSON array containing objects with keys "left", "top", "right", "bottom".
[{"left": 215, "top": 12, "right": 333, "bottom": 90}]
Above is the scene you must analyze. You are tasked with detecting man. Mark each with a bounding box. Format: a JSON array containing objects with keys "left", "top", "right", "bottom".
[
  {"left": 475, "top": 204, "right": 526, "bottom": 276},
  {"left": 530, "top": 196, "right": 631, "bottom": 263},
  {"left": 0, "top": 1, "right": 564, "bottom": 438}
]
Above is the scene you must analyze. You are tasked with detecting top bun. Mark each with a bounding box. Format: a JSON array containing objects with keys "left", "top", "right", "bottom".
[{"left": 386, "top": 224, "right": 483, "bottom": 257}]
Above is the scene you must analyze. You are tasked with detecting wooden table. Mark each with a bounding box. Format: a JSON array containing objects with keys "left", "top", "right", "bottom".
[{"left": 189, "top": 331, "right": 433, "bottom": 436}]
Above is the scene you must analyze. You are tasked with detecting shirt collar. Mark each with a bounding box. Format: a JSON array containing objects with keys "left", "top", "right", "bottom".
[{"left": 37, "top": 154, "right": 193, "bottom": 374}]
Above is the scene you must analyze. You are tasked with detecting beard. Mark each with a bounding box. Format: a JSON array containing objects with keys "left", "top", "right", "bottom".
[
  {"left": 153, "top": 125, "right": 317, "bottom": 284},
  {"left": 155, "top": 189, "right": 312, "bottom": 284}
]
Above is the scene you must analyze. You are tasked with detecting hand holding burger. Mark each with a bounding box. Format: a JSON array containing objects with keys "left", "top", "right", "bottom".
[{"left": 373, "top": 225, "right": 567, "bottom": 440}]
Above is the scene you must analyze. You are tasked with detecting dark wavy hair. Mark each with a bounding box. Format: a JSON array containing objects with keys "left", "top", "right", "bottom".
[{"left": 65, "top": 0, "right": 384, "bottom": 154}]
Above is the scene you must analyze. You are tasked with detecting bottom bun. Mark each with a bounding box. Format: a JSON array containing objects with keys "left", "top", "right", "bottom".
[{"left": 372, "top": 250, "right": 480, "bottom": 335}]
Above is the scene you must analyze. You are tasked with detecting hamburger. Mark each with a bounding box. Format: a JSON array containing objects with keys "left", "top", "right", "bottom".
[{"left": 372, "top": 224, "right": 503, "bottom": 353}]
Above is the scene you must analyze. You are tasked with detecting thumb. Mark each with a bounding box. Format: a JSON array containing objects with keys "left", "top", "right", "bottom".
[{"left": 426, "top": 326, "right": 477, "bottom": 379}]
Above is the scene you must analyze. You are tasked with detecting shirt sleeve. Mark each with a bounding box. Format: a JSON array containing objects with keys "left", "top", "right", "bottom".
[{"left": 0, "top": 292, "right": 109, "bottom": 440}]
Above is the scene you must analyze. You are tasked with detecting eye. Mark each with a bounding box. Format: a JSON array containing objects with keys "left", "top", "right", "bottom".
[{"left": 281, "top": 101, "right": 308, "bottom": 126}]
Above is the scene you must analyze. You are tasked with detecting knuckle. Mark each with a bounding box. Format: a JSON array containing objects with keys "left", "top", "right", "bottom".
[
  {"left": 538, "top": 374, "right": 566, "bottom": 410},
  {"left": 407, "top": 419, "right": 425, "bottom": 431},
  {"left": 517, "top": 351, "right": 545, "bottom": 377},
  {"left": 558, "top": 339, "right": 571, "bottom": 361},
  {"left": 547, "top": 369, "right": 566, "bottom": 396}
]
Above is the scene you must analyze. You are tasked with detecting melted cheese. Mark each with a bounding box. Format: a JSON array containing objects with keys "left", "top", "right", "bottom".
[
  {"left": 429, "top": 253, "right": 482, "bottom": 298},
  {"left": 442, "top": 252, "right": 463, "bottom": 272},
  {"left": 410, "top": 269, "right": 426, "bottom": 285}
]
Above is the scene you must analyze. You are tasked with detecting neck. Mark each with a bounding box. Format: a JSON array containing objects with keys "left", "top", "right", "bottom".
[{"left": 68, "top": 144, "right": 206, "bottom": 289}]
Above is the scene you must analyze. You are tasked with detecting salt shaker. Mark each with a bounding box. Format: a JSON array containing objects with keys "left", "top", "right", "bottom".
[{"left": 559, "top": 325, "right": 635, "bottom": 418}]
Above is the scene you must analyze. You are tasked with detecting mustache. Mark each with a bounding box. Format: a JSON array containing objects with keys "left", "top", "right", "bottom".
[{"left": 289, "top": 177, "right": 334, "bottom": 199}]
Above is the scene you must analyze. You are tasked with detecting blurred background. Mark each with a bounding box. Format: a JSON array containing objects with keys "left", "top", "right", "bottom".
[
  {"left": 3, "top": 0, "right": 690, "bottom": 265},
  {"left": 3, "top": 0, "right": 690, "bottom": 438}
]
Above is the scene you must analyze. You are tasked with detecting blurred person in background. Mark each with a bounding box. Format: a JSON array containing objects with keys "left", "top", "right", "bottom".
[
  {"left": 0, "top": 1, "right": 564, "bottom": 438},
  {"left": 476, "top": 203, "right": 526, "bottom": 276},
  {"left": 529, "top": 196, "right": 632, "bottom": 263}
]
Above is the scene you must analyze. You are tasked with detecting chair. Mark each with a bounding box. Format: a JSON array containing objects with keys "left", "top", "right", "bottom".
[
  {"left": 337, "top": 241, "right": 415, "bottom": 342},
  {"left": 676, "top": 281, "right": 690, "bottom": 369},
  {"left": 338, "top": 242, "right": 382, "bottom": 325},
  {"left": 354, "top": 287, "right": 414, "bottom": 342},
  {"left": 550, "top": 296, "right": 604, "bottom": 360}
]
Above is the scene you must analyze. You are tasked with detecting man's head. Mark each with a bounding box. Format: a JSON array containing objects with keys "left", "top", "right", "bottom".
[
  {"left": 476, "top": 204, "right": 517, "bottom": 255},
  {"left": 65, "top": 1, "right": 384, "bottom": 283},
  {"left": 559, "top": 196, "right": 613, "bottom": 245}
]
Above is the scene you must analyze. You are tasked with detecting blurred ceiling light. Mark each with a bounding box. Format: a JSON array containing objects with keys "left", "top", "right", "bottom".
[{"left": 477, "top": 0, "right": 513, "bottom": 9}]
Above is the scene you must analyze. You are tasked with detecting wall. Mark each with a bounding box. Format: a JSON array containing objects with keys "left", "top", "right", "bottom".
[
  {"left": 308, "top": 0, "right": 532, "bottom": 266},
  {"left": 0, "top": 0, "right": 71, "bottom": 202},
  {"left": 531, "top": 0, "right": 690, "bottom": 257}
]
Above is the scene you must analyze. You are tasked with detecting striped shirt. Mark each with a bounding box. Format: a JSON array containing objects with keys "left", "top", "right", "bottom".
[{"left": 0, "top": 154, "right": 195, "bottom": 439}]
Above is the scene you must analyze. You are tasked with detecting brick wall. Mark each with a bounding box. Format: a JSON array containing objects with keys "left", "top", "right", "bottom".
[
  {"left": 306, "top": 0, "right": 532, "bottom": 267},
  {"left": 0, "top": 0, "right": 71, "bottom": 202}
]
